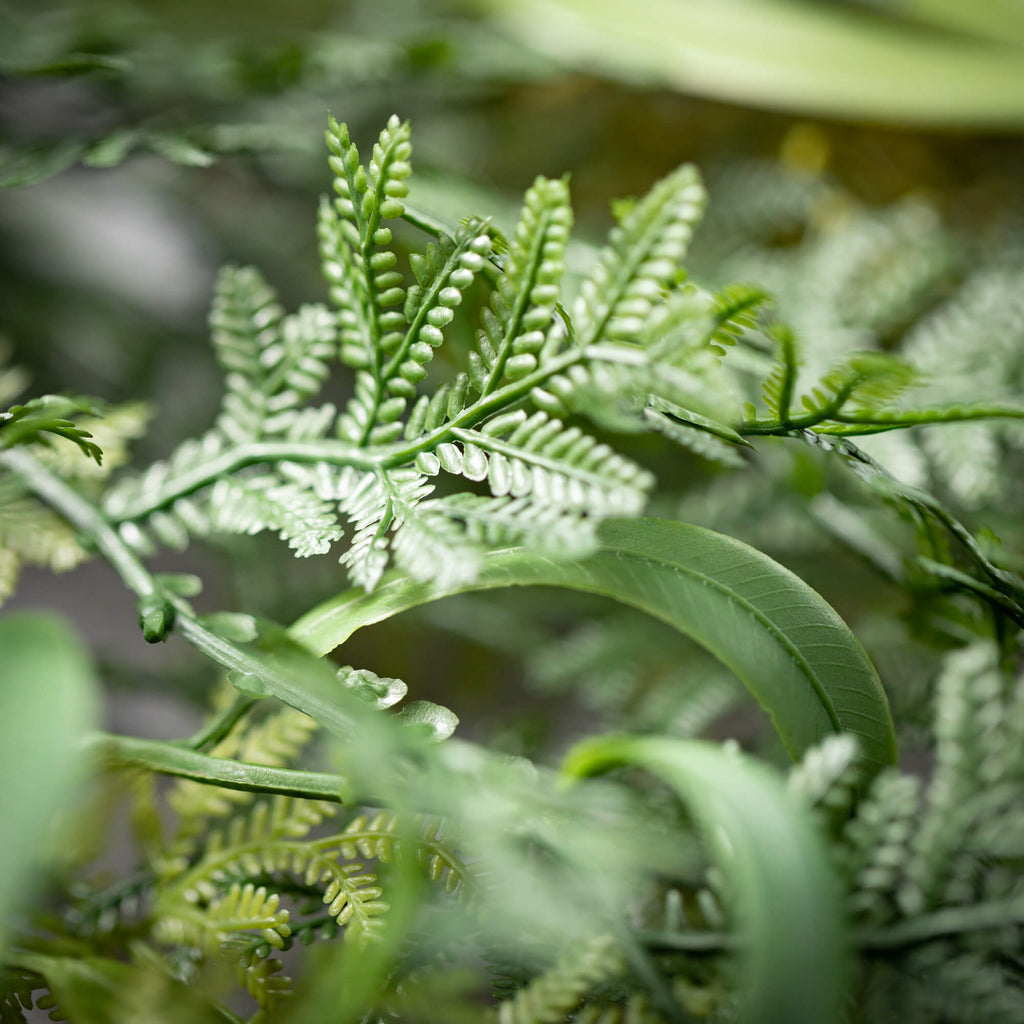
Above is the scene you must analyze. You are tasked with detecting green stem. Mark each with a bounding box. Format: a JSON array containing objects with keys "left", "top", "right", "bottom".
[
  {"left": 84, "top": 733, "right": 349, "bottom": 802},
  {"left": 857, "top": 899, "right": 1024, "bottom": 950},
  {"left": 1, "top": 447, "right": 157, "bottom": 598},
  {"left": 185, "top": 694, "right": 259, "bottom": 751},
  {"left": 102, "top": 347, "right": 585, "bottom": 524},
  {"left": 643, "top": 896, "right": 1024, "bottom": 954},
  {"left": 103, "top": 439, "right": 379, "bottom": 522},
  {"left": 402, "top": 204, "right": 503, "bottom": 286},
  {"left": 741, "top": 403, "right": 1024, "bottom": 438},
  {"left": 2, "top": 448, "right": 363, "bottom": 738}
]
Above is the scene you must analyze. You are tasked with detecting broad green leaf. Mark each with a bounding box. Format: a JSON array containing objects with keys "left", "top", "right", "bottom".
[
  {"left": 562, "top": 735, "right": 848, "bottom": 1024},
  {"left": 478, "top": 0, "right": 1024, "bottom": 129},
  {"left": 0, "top": 612, "right": 99, "bottom": 955},
  {"left": 291, "top": 517, "right": 896, "bottom": 776}
]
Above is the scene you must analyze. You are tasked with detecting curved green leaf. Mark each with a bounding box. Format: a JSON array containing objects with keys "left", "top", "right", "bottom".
[
  {"left": 0, "top": 612, "right": 99, "bottom": 956},
  {"left": 478, "top": 0, "right": 1024, "bottom": 129},
  {"left": 291, "top": 517, "right": 896, "bottom": 775},
  {"left": 561, "top": 735, "right": 848, "bottom": 1024}
]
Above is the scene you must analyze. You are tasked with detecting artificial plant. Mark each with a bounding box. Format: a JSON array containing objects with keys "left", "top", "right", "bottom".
[{"left": 2, "top": 114, "right": 1023, "bottom": 1024}]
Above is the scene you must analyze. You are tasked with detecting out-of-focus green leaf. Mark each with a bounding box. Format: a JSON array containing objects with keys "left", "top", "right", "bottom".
[
  {"left": 0, "top": 141, "right": 87, "bottom": 191},
  {"left": 13, "top": 953, "right": 229, "bottom": 1024},
  {"left": 562, "top": 734, "right": 848, "bottom": 1024},
  {"left": 0, "top": 612, "right": 99, "bottom": 955},
  {"left": 291, "top": 517, "right": 896, "bottom": 776},
  {"left": 479, "top": 0, "right": 1024, "bottom": 129}
]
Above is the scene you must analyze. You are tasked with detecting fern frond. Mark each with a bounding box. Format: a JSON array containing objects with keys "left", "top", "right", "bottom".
[
  {"left": 901, "top": 645, "right": 1011, "bottom": 916},
  {"left": 495, "top": 935, "right": 625, "bottom": 1024},
  {"left": 800, "top": 352, "right": 917, "bottom": 420},
  {"left": 337, "top": 467, "right": 432, "bottom": 591},
  {"left": 895, "top": 262, "right": 1024, "bottom": 503},
  {"left": 166, "top": 705, "right": 320, "bottom": 833},
  {"left": 788, "top": 734, "right": 860, "bottom": 834},
  {"left": 428, "top": 493, "right": 598, "bottom": 561},
  {"left": 208, "top": 474, "right": 342, "bottom": 557},
  {"left": 211, "top": 266, "right": 335, "bottom": 444},
  {"left": 337, "top": 813, "right": 478, "bottom": 901},
  {"left": 908, "top": 948, "right": 1024, "bottom": 1024},
  {"left": 706, "top": 283, "right": 770, "bottom": 355},
  {"left": 842, "top": 769, "right": 921, "bottom": 926},
  {"left": 574, "top": 165, "right": 705, "bottom": 349},
  {"left": 473, "top": 175, "right": 571, "bottom": 397},
  {"left": 0, "top": 484, "right": 89, "bottom": 607},
  {"left": 447, "top": 411, "right": 653, "bottom": 515},
  {"left": 31, "top": 402, "right": 150, "bottom": 481},
  {"left": 235, "top": 952, "right": 291, "bottom": 1020},
  {"left": 154, "top": 882, "right": 291, "bottom": 952},
  {"left": 761, "top": 325, "right": 799, "bottom": 422},
  {"left": 389, "top": 502, "right": 483, "bottom": 589},
  {"left": 0, "top": 395, "right": 103, "bottom": 463}
]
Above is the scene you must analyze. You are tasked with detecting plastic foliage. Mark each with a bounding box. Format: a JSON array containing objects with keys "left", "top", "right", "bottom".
[{"left": 1, "top": 114, "right": 1023, "bottom": 1024}]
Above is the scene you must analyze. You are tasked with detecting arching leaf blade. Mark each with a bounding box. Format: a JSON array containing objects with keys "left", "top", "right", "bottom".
[
  {"left": 561, "top": 735, "right": 848, "bottom": 1024},
  {"left": 291, "top": 517, "right": 896, "bottom": 776}
]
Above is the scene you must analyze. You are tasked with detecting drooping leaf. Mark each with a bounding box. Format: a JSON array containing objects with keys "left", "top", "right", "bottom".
[{"left": 290, "top": 517, "right": 896, "bottom": 776}]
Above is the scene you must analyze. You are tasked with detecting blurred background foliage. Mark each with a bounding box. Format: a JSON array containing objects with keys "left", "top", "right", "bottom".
[{"left": 3, "top": 0, "right": 1024, "bottom": 763}]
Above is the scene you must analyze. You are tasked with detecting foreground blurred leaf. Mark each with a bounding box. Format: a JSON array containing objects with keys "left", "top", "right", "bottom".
[
  {"left": 481, "top": 0, "right": 1024, "bottom": 129},
  {"left": 0, "top": 612, "right": 99, "bottom": 956},
  {"left": 562, "top": 735, "right": 848, "bottom": 1024}
]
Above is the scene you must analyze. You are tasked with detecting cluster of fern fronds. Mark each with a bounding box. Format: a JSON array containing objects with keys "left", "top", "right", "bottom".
[{"left": 3, "top": 114, "right": 1024, "bottom": 1024}]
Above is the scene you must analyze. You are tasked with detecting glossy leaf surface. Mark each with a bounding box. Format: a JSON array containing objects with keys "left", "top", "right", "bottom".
[{"left": 292, "top": 517, "right": 896, "bottom": 775}]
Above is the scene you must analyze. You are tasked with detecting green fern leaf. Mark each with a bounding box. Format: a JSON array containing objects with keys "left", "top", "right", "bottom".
[
  {"left": 707, "top": 282, "right": 770, "bottom": 354},
  {"left": 337, "top": 467, "right": 433, "bottom": 591},
  {"left": 448, "top": 411, "right": 653, "bottom": 515},
  {"left": 428, "top": 493, "right": 597, "bottom": 561},
  {"left": 494, "top": 934, "right": 625, "bottom": 1024},
  {"left": 208, "top": 474, "right": 342, "bottom": 557},
  {"left": 473, "top": 175, "right": 572, "bottom": 397},
  {"left": 211, "top": 266, "right": 335, "bottom": 443},
  {"left": 0, "top": 396, "right": 103, "bottom": 464},
  {"left": 574, "top": 164, "right": 705, "bottom": 348}
]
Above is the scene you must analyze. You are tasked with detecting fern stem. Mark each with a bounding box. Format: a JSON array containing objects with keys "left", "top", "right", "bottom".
[
  {"left": 1, "top": 447, "right": 158, "bottom": 599},
  {"left": 2, "top": 448, "right": 367, "bottom": 737},
  {"left": 821, "top": 403, "right": 1024, "bottom": 433},
  {"left": 84, "top": 733, "right": 349, "bottom": 802},
  {"left": 742, "top": 403, "right": 1024, "bottom": 437},
  {"left": 186, "top": 694, "right": 259, "bottom": 752},
  {"left": 857, "top": 898, "right": 1024, "bottom": 950},
  {"left": 106, "top": 440, "right": 378, "bottom": 522},
  {"left": 401, "top": 204, "right": 502, "bottom": 285},
  {"left": 105, "top": 347, "right": 587, "bottom": 525}
]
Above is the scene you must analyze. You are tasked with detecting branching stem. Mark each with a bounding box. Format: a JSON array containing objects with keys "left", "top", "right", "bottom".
[{"left": 1, "top": 447, "right": 364, "bottom": 736}]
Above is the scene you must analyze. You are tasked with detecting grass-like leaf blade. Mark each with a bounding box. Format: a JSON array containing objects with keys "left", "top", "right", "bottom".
[{"left": 562, "top": 735, "right": 848, "bottom": 1024}]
